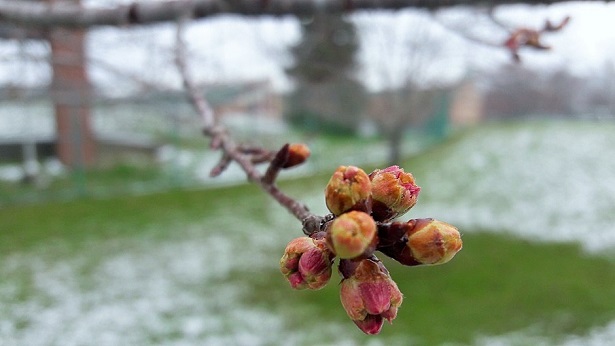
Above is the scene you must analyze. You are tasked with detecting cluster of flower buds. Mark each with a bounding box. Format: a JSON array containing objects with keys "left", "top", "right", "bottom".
[{"left": 280, "top": 163, "right": 462, "bottom": 335}]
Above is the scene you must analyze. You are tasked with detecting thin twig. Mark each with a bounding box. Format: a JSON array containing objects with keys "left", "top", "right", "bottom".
[
  {"left": 175, "top": 17, "right": 216, "bottom": 130},
  {"left": 174, "top": 18, "right": 316, "bottom": 226},
  {"left": 262, "top": 143, "right": 288, "bottom": 185}
]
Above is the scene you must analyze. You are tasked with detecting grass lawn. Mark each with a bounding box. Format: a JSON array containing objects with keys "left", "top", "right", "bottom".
[{"left": 1, "top": 120, "right": 614, "bottom": 345}]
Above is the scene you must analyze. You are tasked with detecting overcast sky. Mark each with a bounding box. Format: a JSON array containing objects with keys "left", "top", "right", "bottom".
[{"left": 1, "top": 1, "right": 614, "bottom": 94}]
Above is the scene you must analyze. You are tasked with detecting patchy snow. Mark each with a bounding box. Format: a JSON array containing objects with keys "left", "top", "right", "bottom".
[
  {"left": 2, "top": 121, "right": 614, "bottom": 345},
  {"left": 476, "top": 320, "right": 615, "bottom": 346},
  {"left": 411, "top": 122, "right": 615, "bottom": 253},
  {"left": 0, "top": 211, "right": 377, "bottom": 345}
]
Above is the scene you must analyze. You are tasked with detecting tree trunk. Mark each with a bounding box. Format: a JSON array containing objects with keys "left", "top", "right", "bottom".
[
  {"left": 387, "top": 127, "right": 403, "bottom": 166},
  {"left": 48, "top": 0, "right": 96, "bottom": 168}
]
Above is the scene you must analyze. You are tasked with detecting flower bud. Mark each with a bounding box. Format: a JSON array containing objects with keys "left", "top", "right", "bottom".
[
  {"left": 325, "top": 166, "right": 372, "bottom": 216},
  {"left": 369, "top": 166, "right": 421, "bottom": 222},
  {"left": 379, "top": 218, "right": 462, "bottom": 266},
  {"left": 353, "top": 314, "right": 384, "bottom": 335},
  {"left": 327, "top": 211, "right": 377, "bottom": 259},
  {"left": 339, "top": 258, "right": 403, "bottom": 335},
  {"left": 283, "top": 143, "right": 310, "bottom": 168},
  {"left": 280, "top": 236, "right": 334, "bottom": 290}
]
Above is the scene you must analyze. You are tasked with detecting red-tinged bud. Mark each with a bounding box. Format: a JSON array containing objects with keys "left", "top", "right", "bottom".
[
  {"left": 280, "top": 236, "right": 334, "bottom": 290},
  {"left": 283, "top": 143, "right": 311, "bottom": 168},
  {"left": 408, "top": 219, "right": 462, "bottom": 265},
  {"left": 379, "top": 218, "right": 462, "bottom": 266},
  {"left": 325, "top": 166, "right": 372, "bottom": 215},
  {"left": 327, "top": 211, "right": 377, "bottom": 259},
  {"left": 353, "top": 314, "right": 384, "bottom": 335},
  {"left": 339, "top": 258, "right": 403, "bottom": 335},
  {"left": 369, "top": 166, "right": 420, "bottom": 222}
]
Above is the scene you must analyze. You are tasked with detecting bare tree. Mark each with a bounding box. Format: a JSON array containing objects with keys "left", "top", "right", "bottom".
[
  {"left": 356, "top": 11, "right": 454, "bottom": 164},
  {"left": 483, "top": 65, "right": 583, "bottom": 119}
]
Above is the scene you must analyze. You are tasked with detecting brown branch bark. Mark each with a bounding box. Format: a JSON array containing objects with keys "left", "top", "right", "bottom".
[
  {"left": 174, "top": 18, "right": 319, "bottom": 231},
  {"left": 0, "top": 0, "right": 602, "bottom": 29}
]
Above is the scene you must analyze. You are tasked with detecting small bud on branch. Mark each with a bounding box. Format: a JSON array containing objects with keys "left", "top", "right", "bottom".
[
  {"left": 325, "top": 165, "right": 372, "bottom": 216},
  {"left": 369, "top": 165, "right": 420, "bottom": 222},
  {"left": 326, "top": 211, "right": 377, "bottom": 259},
  {"left": 280, "top": 236, "right": 335, "bottom": 290},
  {"left": 503, "top": 15, "right": 570, "bottom": 62},
  {"left": 379, "top": 218, "right": 463, "bottom": 266},
  {"left": 339, "top": 257, "right": 403, "bottom": 335}
]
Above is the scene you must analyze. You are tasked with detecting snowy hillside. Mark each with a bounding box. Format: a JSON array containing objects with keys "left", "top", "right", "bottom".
[{"left": 410, "top": 121, "right": 615, "bottom": 252}]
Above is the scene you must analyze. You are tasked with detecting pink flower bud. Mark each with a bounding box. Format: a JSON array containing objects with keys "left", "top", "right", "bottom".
[
  {"left": 353, "top": 314, "right": 384, "bottom": 335},
  {"left": 325, "top": 165, "right": 372, "bottom": 216},
  {"left": 280, "top": 236, "right": 334, "bottom": 290},
  {"left": 369, "top": 166, "right": 420, "bottom": 222},
  {"left": 283, "top": 143, "right": 311, "bottom": 168},
  {"left": 339, "top": 258, "right": 403, "bottom": 335},
  {"left": 379, "top": 218, "right": 462, "bottom": 266},
  {"left": 326, "top": 211, "right": 377, "bottom": 259}
]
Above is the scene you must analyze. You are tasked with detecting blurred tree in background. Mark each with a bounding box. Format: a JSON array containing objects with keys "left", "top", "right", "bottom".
[
  {"left": 285, "top": 13, "right": 367, "bottom": 135},
  {"left": 357, "top": 12, "right": 451, "bottom": 164}
]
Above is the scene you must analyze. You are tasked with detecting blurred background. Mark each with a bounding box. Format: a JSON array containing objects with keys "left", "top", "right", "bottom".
[{"left": 1, "top": 0, "right": 614, "bottom": 345}]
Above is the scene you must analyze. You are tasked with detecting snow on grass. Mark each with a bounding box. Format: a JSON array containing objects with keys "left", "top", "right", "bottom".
[
  {"left": 397, "top": 121, "right": 615, "bottom": 346},
  {"left": 0, "top": 236, "right": 290, "bottom": 345},
  {"left": 410, "top": 121, "right": 615, "bottom": 252},
  {"left": 2, "top": 120, "right": 614, "bottom": 345},
  {"left": 476, "top": 320, "right": 615, "bottom": 346},
  {"left": 0, "top": 210, "right": 368, "bottom": 346}
]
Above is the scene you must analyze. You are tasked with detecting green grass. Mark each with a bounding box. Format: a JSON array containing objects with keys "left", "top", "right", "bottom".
[
  {"left": 0, "top": 182, "right": 268, "bottom": 254},
  {"left": 0, "top": 164, "right": 172, "bottom": 205}
]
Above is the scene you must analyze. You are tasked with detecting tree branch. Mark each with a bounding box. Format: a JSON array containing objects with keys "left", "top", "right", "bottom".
[
  {"left": 0, "top": 0, "right": 601, "bottom": 29},
  {"left": 174, "top": 18, "right": 318, "bottom": 229}
]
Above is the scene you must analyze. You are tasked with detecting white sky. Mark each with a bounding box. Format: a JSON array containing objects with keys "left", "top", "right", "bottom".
[{"left": 1, "top": 1, "right": 615, "bottom": 94}]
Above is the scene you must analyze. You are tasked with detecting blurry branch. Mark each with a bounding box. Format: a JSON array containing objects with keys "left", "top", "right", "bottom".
[
  {"left": 503, "top": 15, "right": 570, "bottom": 62},
  {"left": 487, "top": 6, "right": 513, "bottom": 33},
  {"left": 0, "top": 44, "right": 173, "bottom": 93},
  {"left": 174, "top": 18, "right": 323, "bottom": 234},
  {"left": 0, "top": 24, "right": 45, "bottom": 39},
  {"left": 434, "top": 11, "right": 570, "bottom": 62},
  {"left": 432, "top": 16, "right": 502, "bottom": 49},
  {"left": 87, "top": 56, "right": 173, "bottom": 93},
  {"left": 0, "top": 0, "right": 596, "bottom": 29}
]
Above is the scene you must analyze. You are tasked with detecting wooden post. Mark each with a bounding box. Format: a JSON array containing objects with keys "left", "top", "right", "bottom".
[{"left": 48, "top": 0, "right": 96, "bottom": 168}]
